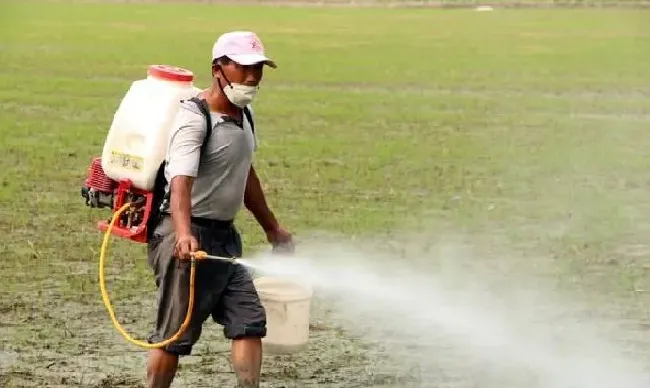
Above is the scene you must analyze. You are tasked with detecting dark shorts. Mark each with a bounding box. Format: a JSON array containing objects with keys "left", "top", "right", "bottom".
[{"left": 146, "top": 216, "right": 267, "bottom": 356}]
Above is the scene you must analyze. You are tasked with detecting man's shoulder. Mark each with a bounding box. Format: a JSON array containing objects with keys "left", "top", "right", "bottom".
[
  {"left": 172, "top": 101, "right": 257, "bottom": 135},
  {"left": 172, "top": 99, "right": 221, "bottom": 132}
]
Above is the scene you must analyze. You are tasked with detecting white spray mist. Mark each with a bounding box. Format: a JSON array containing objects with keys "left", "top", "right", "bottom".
[{"left": 241, "top": 232, "right": 650, "bottom": 388}]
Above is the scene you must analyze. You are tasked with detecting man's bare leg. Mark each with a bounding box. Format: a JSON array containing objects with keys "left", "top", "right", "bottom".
[
  {"left": 147, "top": 349, "right": 179, "bottom": 388},
  {"left": 231, "top": 337, "right": 263, "bottom": 388}
]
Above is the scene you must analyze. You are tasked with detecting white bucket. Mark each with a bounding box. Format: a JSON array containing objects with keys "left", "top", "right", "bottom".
[{"left": 253, "top": 276, "right": 313, "bottom": 354}]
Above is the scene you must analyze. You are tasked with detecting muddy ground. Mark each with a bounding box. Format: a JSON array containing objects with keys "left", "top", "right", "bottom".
[{"left": 4, "top": 236, "right": 650, "bottom": 388}]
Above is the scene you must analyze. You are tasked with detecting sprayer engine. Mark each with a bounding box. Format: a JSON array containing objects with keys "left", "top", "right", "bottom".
[{"left": 81, "top": 157, "right": 155, "bottom": 244}]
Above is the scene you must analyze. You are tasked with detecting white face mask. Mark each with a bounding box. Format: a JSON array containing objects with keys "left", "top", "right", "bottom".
[{"left": 223, "top": 83, "right": 258, "bottom": 108}]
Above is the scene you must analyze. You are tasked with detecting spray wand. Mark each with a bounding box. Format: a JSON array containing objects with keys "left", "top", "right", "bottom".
[{"left": 191, "top": 251, "right": 238, "bottom": 263}]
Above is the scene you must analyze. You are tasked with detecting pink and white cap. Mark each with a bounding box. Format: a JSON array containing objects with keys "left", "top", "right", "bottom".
[{"left": 211, "top": 31, "right": 277, "bottom": 69}]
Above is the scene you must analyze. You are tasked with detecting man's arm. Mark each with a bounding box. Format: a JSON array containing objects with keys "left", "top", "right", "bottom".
[
  {"left": 170, "top": 176, "right": 194, "bottom": 238},
  {"left": 244, "top": 165, "right": 279, "bottom": 233},
  {"left": 166, "top": 108, "right": 205, "bottom": 258}
]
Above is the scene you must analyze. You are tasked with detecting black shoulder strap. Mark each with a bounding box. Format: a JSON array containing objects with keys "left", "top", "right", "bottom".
[
  {"left": 243, "top": 106, "right": 255, "bottom": 134},
  {"left": 187, "top": 96, "right": 213, "bottom": 150}
]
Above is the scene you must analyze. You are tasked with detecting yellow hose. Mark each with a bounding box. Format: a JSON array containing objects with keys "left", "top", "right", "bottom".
[{"left": 99, "top": 202, "right": 205, "bottom": 349}]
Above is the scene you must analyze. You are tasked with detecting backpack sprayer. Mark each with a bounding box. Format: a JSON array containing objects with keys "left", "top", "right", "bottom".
[{"left": 81, "top": 64, "right": 233, "bottom": 349}]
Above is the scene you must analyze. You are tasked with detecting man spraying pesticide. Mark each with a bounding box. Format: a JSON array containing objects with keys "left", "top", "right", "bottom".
[{"left": 81, "top": 31, "right": 294, "bottom": 388}]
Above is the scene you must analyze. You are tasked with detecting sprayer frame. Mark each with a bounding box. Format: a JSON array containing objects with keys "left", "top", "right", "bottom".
[{"left": 97, "top": 178, "right": 154, "bottom": 244}]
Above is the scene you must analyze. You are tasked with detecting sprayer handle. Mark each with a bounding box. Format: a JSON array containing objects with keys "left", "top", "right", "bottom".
[{"left": 191, "top": 251, "right": 208, "bottom": 260}]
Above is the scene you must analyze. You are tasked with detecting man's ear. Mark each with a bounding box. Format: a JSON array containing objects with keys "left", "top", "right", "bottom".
[{"left": 211, "top": 58, "right": 221, "bottom": 78}]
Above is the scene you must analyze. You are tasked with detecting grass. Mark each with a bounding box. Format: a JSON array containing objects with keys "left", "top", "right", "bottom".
[{"left": 1, "top": 1, "right": 650, "bottom": 386}]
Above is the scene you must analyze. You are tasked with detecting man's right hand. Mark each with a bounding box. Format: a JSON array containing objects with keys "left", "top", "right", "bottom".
[{"left": 174, "top": 233, "right": 199, "bottom": 260}]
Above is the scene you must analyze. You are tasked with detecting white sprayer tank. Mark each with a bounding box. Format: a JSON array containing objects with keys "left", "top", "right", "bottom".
[
  {"left": 253, "top": 276, "right": 313, "bottom": 354},
  {"left": 101, "top": 65, "right": 202, "bottom": 191}
]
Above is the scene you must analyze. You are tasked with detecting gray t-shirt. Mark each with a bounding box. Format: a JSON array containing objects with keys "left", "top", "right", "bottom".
[{"left": 160, "top": 98, "right": 256, "bottom": 221}]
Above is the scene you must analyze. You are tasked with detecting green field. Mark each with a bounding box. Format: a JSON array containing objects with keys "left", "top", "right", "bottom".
[{"left": 2, "top": 1, "right": 650, "bottom": 387}]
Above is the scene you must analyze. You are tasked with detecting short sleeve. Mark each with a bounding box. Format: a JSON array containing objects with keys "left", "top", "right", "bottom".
[{"left": 166, "top": 107, "right": 207, "bottom": 179}]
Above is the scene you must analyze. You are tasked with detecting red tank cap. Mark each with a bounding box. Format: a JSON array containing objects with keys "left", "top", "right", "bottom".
[{"left": 147, "top": 64, "right": 194, "bottom": 82}]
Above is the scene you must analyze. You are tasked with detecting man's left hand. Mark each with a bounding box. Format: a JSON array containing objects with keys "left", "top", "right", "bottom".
[{"left": 266, "top": 226, "right": 294, "bottom": 253}]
